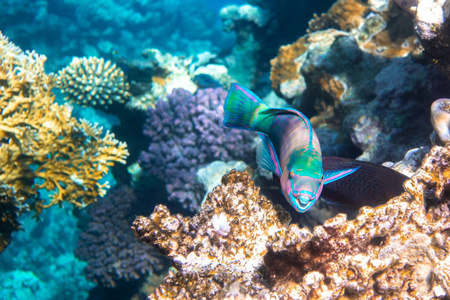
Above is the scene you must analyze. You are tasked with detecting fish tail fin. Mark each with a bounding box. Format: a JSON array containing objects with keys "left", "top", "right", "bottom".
[{"left": 223, "top": 83, "right": 268, "bottom": 130}]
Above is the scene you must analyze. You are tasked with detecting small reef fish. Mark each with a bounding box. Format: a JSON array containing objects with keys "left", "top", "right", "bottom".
[
  {"left": 223, "top": 83, "right": 359, "bottom": 212},
  {"left": 193, "top": 74, "right": 222, "bottom": 89}
]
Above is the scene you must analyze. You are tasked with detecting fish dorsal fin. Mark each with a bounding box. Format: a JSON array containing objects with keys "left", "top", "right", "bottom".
[
  {"left": 323, "top": 167, "right": 360, "bottom": 185},
  {"left": 256, "top": 132, "right": 282, "bottom": 177}
]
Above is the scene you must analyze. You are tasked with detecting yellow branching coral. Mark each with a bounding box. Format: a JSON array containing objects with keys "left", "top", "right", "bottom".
[
  {"left": 58, "top": 56, "right": 130, "bottom": 107},
  {"left": 0, "top": 32, "right": 129, "bottom": 215}
]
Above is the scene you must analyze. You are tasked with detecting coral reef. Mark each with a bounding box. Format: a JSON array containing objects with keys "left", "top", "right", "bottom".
[
  {"left": 269, "top": 0, "right": 450, "bottom": 161},
  {"left": 126, "top": 49, "right": 197, "bottom": 111},
  {"left": 138, "top": 87, "right": 255, "bottom": 211},
  {"left": 75, "top": 185, "right": 165, "bottom": 288},
  {"left": 196, "top": 160, "right": 251, "bottom": 203},
  {"left": 0, "top": 32, "right": 129, "bottom": 216},
  {"left": 58, "top": 57, "right": 130, "bottom": 108},
  {"left": 133, "top": 144, "right": 450, "bottom": 299},
  {"left": 414, "top": 0, "right": 450, "bottom": 80},
  {"left": 0, "top": 185, "right": 20, "bottom": 253},
  {"left": 271, "top": 0, "right": 421, "bottom": 102}
]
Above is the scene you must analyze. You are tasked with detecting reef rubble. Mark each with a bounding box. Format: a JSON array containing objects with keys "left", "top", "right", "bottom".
[{"left": 133, "top": 144, "right": 450, "bottom": 299}]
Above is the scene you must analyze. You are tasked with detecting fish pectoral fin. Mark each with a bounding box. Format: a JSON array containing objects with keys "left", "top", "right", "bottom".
[
  {"left": 256, "top": 132, "right": 282, "bottom": 177},
  {"left": 323, "top": 167, "right": 360, "bottom": 185}
]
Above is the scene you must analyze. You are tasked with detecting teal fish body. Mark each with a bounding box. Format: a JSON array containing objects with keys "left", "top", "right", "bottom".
[{"left": 223, "top": 83, "right": 358, "bottom": 212}]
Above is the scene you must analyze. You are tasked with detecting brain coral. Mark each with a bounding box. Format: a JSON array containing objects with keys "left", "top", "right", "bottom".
[
  {"left": 58, "top": 56, "right": 130, "bottom": 108},
  {"left": 133, "top": 144, "right": 450, "bottom": 299},
  {"left": 75, "top": 185, "right": 165, "bottom": 287},
  {"left": 138, "top": 87, "right": 255, "bottom": 211},
  {"left": 0, "top": 32, "right": 129, "bottom": 218}
]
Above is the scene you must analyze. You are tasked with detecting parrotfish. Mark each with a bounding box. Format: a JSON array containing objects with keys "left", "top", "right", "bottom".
[{"left": 223, "top": 83, "right": 359, "bottom": 212}]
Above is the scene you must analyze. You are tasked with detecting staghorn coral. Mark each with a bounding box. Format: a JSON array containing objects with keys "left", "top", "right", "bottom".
[
  {"left": 75, "top": 185, "right": 165, "bottom": 288},
  {"left": 133, "top": 143, "right": 450, "bottom": 299},
  {"left": 138, "top": 87, "right": 255, "bottom": 211},
  {"left": 58, "top": 56, "right": 130, "bottom": 108},
  {"left": 0, "top": 32, "right": 129, "bottom": 216}
]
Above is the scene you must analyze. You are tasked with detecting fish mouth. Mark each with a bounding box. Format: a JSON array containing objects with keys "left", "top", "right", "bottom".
[{"left": 289, "top": 191, "right": 315, "bottom": 212}]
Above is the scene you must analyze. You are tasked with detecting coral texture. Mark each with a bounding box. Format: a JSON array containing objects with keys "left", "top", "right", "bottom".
[
  {"left": 414, "top": 0, "right": 450, "bottom": 80},
  {"left": 269, "top": 0, "right": 450, "bottom": 162},
  {"left": 0, "top": 32, "right": 129, "bottom": 215},
  {"left": 431, "top": 98, "right": 450, "bottom": 144},
  {"left": 138, "top": 87, "right": 255, "bottom": 211},
  {"left": 75, "top": 185, "right": 165, "bottom": 287},
  {"left": 126, "top": 49, "right": 197, "bottom": 111},
  {"left": 58, "top": 56, "right": 130, "bottom": 108},
  {"left": 133, "top": 144, "right": 450, "bottom": 299},
  {"left": 271, "top": 0, "right": 420, "bottom": 102}
]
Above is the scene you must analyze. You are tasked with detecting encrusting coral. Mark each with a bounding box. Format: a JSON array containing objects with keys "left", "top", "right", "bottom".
[
  {"left": 0, "top": 32, "right": 129, "bottom": 218},
  {"left": 133, "top": 144, "right": 450, "bottom": 299},
  {"left": 58, "top": 56, "right": 130, "bottom": 108}
]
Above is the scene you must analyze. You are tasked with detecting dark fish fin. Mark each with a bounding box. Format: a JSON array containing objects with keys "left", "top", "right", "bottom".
[
  {"left": 256, "top": 132, "right": 282, "bottom": 177},
  {"left": 322, "top": 157, "right": 409, "bottom": 208}
]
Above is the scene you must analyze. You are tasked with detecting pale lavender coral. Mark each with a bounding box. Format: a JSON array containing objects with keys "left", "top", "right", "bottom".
[
  {"left": 75, "top": 185, "right": 165, "bottom": 288},
  {"left": 138, "top": 87, "right": 255, "bottom": 211}
]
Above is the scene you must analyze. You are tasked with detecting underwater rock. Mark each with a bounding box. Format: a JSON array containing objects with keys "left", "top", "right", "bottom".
[
  {"left": 196, "top": 160, "right": 251, "bottom": 204},
  {"left": 414, "top": 0, "right": 450, "bottom": 80},
  {"left": 75, "top": 185, "right": 165, "bottom": 288},
  {"left": 431, "top": 98, "right": 450, "bottom": 144},
  {"left": 138, "top": 88, "right": 255, "bottom": 211},
  {"left": 269, "top": 0, "right": 450, "bottom": 162},
  {"left": 219, "top": 4, "right": 270, "bottom": 30},
  {"left": 126, "top": 49, "right": 198, "bottom": 111},
  {"left": 133, "top": 144, "right": 450, "bottom": 299}
]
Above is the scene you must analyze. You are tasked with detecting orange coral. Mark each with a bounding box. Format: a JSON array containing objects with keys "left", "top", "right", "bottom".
[
  {"left": 0, "top": 32, "right": 129, "bottom": 215},
  {"left": 270, "top": 37, "right": 307, "bottom": 99},
  {"left": 327, "top": 0, "right": 369, "bottom": 31}
]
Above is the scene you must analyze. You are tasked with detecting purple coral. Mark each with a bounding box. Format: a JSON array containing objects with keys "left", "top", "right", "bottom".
[
  {"left": 75, "top": 185, "right": 165, "bottom": 288},
  {"left": 138, "top": 87, "right": 255, "bottom": 211}
]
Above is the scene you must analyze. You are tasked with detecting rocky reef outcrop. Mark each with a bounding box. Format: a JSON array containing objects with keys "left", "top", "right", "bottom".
[{"left": 133, "top": 144, "right": 450, "bottom": 299}]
